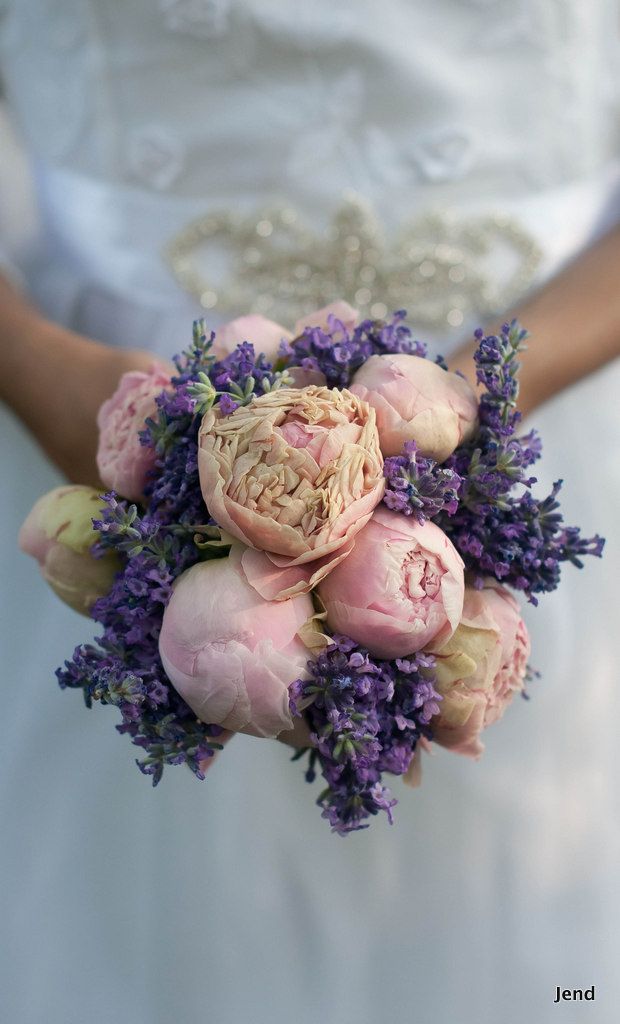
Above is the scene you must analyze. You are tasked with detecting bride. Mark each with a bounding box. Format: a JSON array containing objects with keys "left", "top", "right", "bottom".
[{"left": 1, "top": 3, "right": 619, "bottom": 1022}]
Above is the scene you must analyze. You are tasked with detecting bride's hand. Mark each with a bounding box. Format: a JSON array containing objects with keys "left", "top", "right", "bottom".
[
  {"left": 0, "top": 274, "right": 165, "bottom": 484},
  {"left": 277, "top": 715, "right": 314, "bottom": 750},
  {"left": 21, "top": 324, "right": 158, "bottom": 485},
  {"left": 448, "top": 223, "right": 620, "bottom": 417}
]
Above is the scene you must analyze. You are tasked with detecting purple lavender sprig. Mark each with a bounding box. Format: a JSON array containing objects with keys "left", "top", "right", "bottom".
[
  {"left": 289, "top": 637, "right": 440, "bottom": 835},
  {"left": 210, "top": 340, "right": 290, "bottom": 413},
  {"left": 142, "top": 319, "right": 285, "bottom": 530},
  {"left": 280, "top": 310, "right": 427, "bottom": 388},
  {"left": 442, "top": 480, "right": 605, "bottom": 598},
  {"left": 439, "top": 321, "right": 604, "bottom": 598},
  {"left": 474, "top": 319, "right": 528, "bottom": 435},
  {"left": 383, "top": 440, "right": 462, "bottom": 522}
]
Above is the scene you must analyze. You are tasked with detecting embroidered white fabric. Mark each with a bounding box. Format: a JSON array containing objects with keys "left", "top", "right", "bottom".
[{"left": 1, "top": 3, "right": 619, "bottom": 1023}]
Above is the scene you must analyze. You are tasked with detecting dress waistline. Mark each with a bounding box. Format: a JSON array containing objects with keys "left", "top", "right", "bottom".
[{"left": 29, "top": 160, "right": 620, "bottom": 335}]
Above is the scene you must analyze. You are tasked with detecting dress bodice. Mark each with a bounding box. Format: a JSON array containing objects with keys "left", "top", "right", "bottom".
[
  {"left": 1, "top": 0, "right": 618, "bottom": 203},
  {"left": 1, "top": 1, "right": 619, "bottom": 333},
  {"left": 2, "top": 0, "right": 619, "bottom": 207}
]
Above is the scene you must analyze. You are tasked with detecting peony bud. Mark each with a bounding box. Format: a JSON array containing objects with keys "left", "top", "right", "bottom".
[
  {"left": 158, "top": 546, "right": 316, "bottom": 738},
  {"left": 18, "top": 486, "right": 120, "bottom": 616},
  {"left": 211, "top": 314, "right": 292, "bottom": 363},
  {"left": 293, "top": 300, "right": 358, "bottom": 337},
  {"left": 317, "top": 506, "right": 464, "bottom": 658},
  {"left": 351, "top": 353, "right": 478, "bottom": 461},
  {"left": 96, "top": 362, "right": 171, "bottom": 502},
  {"left": 427, "top": 584, "right": 530, "bottom": 758}
]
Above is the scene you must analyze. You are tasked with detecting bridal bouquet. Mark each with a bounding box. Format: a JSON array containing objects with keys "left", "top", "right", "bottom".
[{"left": 20, "top": 302, "right": 604, "bottom": 834}]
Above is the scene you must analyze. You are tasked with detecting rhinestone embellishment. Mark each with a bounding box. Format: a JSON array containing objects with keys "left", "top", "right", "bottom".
[{"left": 165, "top": 193, "right": 542, "bottom": 327}]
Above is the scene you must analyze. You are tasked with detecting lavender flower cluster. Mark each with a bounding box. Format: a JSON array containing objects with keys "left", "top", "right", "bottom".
[
  {"left": 383, "top": 441, "right": 461, "bottom": 522},
  {"left": 289, "top": 638, "right": 440, "bottom": 834},
  {"left": 281, "top": 309, "right": 427, "bottom": 387},
  {"left": 438, "top": 322, "right": 604, "bottom": 600}
]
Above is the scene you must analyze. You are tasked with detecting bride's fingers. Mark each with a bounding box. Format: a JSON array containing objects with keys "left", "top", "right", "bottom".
[
  {"left": 197, "top": 728, "right": 235, "bottom": 775},
  {"left": 277, "top": 715, "right": 314, "bottom": 750},
  {"left": 198, "top": 719, "right": 314, "bottom": 765}
]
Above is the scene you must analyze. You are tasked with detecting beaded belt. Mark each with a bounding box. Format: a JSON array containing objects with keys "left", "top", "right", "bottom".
[
  {"left": 34, "top": 163, "right": 620, "bottom": 330},
  {"left": 165, "top": 192, "right": 541, "bottom": 329}
]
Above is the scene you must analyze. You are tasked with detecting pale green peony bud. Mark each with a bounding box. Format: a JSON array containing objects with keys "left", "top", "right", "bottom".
[{"left": 18, "top": 486, "right": 121, "bottom": 616}]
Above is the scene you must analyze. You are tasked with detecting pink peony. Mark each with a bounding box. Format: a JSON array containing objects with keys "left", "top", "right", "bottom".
[
  {"left": 18, "top": 485, "right": 120, "bottom": 616},
  {"left": 158, "top": 546, "right": 316, "bottom": 738},
  {"left": 96, "top": 363, "right": 171, "bottom": 501},
  {"left": 293, "top": 300, "right": 358, "bottom": 337},
  {"left": 428, "top": 584, "right": 531, "bottom": 759},
  {"left": 317, "top": 506, "right": 464, "bottom": 658},
  {"left": 197, "top": 385, "right": 385, "bottom": 600},
  {"left": 210, "top": 314, "right": 292, "bottom": 363},
  {"left": 351, "top": 353, "right": 478, "bottom": 461}
]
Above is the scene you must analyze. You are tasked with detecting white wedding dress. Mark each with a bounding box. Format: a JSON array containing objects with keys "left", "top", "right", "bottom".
[{"left": 1, "top": 3, "right": 619, "bottom": 1023}]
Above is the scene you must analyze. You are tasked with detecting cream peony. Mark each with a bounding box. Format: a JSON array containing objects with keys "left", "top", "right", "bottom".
[
  {"left": 428, "top": 584, "right": 531, "bottom": 758},
  {"left": 197, "top": 385, "right": 385, "bottom": 599}
]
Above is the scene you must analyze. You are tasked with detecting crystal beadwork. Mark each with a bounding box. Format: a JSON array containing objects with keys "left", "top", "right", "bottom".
[{"left": 165, "top": 192, "right": 542, "bottom": 327}]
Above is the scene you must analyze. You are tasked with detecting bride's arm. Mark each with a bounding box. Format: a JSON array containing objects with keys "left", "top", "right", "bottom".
[
  {"left": 449, "top": 223, "right": 620, "bottom": 415},
  {"left": 0, "top": 274, "right": 156, "bottom": 483}
]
